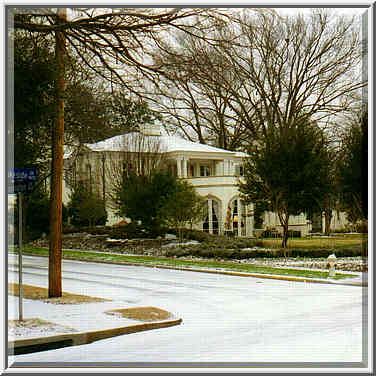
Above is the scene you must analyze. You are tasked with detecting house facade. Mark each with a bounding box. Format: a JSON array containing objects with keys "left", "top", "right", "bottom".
[{"left": 62, "top": 125, "right": 346, "bottom": 236}]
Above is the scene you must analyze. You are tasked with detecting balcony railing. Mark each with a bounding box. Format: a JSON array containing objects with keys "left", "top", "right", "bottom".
[{"left": 183, "top": 175, "right": 244, "bottom": 187}]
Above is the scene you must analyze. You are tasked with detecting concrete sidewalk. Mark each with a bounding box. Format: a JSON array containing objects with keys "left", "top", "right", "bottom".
[
  {"left": 9, "top": 317, "right": 182, "bottom": 356},
  {"left": 8, "top": 296, "right": 182, "bottom": 355}
]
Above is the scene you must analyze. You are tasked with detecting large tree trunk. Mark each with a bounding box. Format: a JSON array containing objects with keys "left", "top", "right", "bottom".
[
  {"left": 277, "top": 210, "right": 290, "bottom": 250},
  {"left": 49, "top": 8, "right": 66, "bottom": 298},
  {"left": 324, "top": 210, "right": 332, "bottom": 236},
  {"left": 281, "top": 223, "right": 289, "bottom": 249}
]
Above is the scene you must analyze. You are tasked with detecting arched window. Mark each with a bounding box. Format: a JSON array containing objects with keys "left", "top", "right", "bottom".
[
  {"left": 203, "top": 198, "right": 221, "bottom": 234},
  {"left": 227, "top": 197, "right": 246, "bottom": 236}
]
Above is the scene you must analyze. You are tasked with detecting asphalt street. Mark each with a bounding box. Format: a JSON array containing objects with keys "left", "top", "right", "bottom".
[{"left": 8, "top": 254, "right": 366, "bottom": 365}]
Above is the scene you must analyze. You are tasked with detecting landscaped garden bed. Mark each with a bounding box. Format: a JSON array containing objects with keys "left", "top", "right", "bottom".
[{"left": 27, "top": 228, "right": 367, "bottom": 273}]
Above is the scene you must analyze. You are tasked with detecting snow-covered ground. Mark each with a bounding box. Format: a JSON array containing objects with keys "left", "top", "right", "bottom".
[
  {"left": 9, "top": 317, "right": 78, "bottom": 339},
  {"left": 7, "top": 254, "right": 367, "bottom": 366},
  {"left": 8, "top": 297, "right": 140, "bottom": 339}
]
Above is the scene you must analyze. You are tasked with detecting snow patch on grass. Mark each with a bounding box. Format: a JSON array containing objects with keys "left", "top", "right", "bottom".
[{"left": 8, "top": 318, "right": 77, "bottom": 339}]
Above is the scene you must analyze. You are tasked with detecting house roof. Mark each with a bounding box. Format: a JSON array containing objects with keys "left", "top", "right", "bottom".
[{"left": 84, "top": 132, "right": 240, "bottom": 156}]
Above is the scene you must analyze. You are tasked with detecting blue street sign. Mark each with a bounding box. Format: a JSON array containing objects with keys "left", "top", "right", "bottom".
[{"left": 8, "top": 168, "right": 38, "bottom": 194}]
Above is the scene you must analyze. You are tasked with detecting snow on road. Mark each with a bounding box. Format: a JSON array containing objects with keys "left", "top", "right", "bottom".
[{"left": 8, "top": 255, "right": 366, "bottom": 365}]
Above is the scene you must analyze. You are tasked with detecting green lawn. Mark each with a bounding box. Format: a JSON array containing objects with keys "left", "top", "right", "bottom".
[
  {"left": 9, "top": 245, "right": 356, "bottom": 281},
  {"left": 261, "top": 236, "right": 366, "bottom": 249}
]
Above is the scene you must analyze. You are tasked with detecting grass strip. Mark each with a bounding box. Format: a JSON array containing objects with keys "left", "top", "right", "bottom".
[
  {"left": 105, "top": 307, "right": 172, "bottom": 322},
  {"left": 10, "top": 245, "right": 355, "bottom": 281},
  {"left": 261, "top": 237, "right": 366, "bottom": 249},
  {"left": 9, "top": 282, "right": 110, "bottom": 304}
]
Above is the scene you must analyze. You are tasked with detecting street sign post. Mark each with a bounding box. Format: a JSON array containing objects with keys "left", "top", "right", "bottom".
[
  {"left": 18, "top": 192, "right": 23, "bottom": 321},
  {"left": 8, "top": 168, "right": 37, "bottom": 321},
  {"left": 8, "top": 168, "right": 38, "bottom": 194}
]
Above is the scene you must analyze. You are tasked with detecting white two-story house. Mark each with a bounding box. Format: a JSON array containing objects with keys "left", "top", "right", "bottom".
[{"left": 63, "top": 124, "right": 330, "bottom": 236}]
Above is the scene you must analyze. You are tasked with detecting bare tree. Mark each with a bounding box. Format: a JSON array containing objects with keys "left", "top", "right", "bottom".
[
  {"left": 148, "top": 9, "right": 365, "bottom": 149},
  {"left": 147, "top": 10, "right": 268, "bottom": 149},
  {"left": 150, "top": 39, "right": 251, "bottom": 150},
  {"left": 12, "top": 8, "right": 236, "bottom": 94},
  {"left": 221, "top": 10, "right": 365, "bottom": 135}
]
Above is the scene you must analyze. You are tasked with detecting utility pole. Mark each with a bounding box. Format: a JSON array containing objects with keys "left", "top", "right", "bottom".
[{"left": 49, "top": 7, "right": 66, "bottom": 298}]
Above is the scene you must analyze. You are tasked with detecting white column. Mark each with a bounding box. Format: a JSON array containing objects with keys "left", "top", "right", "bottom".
[
  {"left": 182, "top": 158, "right": 188, "bottom": 178},
  {"left": 229, "top": 160, "right": 234, "bottom": 176},
  {"left": 195, "top": 163, "right": 200, "bottom": 177},
  {"left": 223, "top": 160, "right": 228, "bottom": 175},
  {"left": 176, "top": 157, "right": 182, "bottom": 177},
  {"left": 237, "top": 198, "right": 242, "bottom": 236},
  {"left": 223, "top": 200, "right": 229, "bottom": 233},
  {"left": 208, "top": 199, "right": 213, "bottom": 234},
  {"left": 246, "top": 203, "right": 254, "bottom": 237},
  {"left": 220, "top": 161, "right": 225, "bottom": 176}
]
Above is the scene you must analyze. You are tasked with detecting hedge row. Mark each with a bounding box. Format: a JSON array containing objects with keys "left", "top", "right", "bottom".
[
  {"left": 164, "top": 245, "right": 365, "bottom": 260},
  {"left": 63, "top": 223, "right": 164, "bottom": 239}
]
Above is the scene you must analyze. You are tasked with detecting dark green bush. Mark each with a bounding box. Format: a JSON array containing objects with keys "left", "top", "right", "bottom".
[
  {"left": 163, "top": 245, "right": 363, "bottom": 260},
  {"left": 67, "top": 183, "right": 107, "bottom": 227},
  {"left": 18, "top": 188, "right": 68, "bottom": 241},
  {"left": 23, "top": 191, "right": 50, "bottom": 241},
  {"left": 62, "top": 222, "right": 166, "bottom": 239}
]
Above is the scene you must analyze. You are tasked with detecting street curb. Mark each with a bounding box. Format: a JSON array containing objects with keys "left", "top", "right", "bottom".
[
  {"left": 8, "top": 317, "right": 182, "bottom": 355},
  {"left": 155, "top": 266, "right": 367, "bottom": 286},
  {"left": 13, "top": 251, "right": 366, "bottom": 287}
]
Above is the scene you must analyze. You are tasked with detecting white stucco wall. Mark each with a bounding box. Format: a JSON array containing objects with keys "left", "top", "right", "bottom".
[
  {"left": 262, "top": 211, "right": 311, "bottom": 236},
  {"left": 322, "top": 210, "right": 350, "bottom": 233}
]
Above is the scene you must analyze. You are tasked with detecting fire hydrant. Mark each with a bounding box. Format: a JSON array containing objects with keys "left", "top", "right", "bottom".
[{"left": 328, "top": 254, "right": 337, "bottom": 277}]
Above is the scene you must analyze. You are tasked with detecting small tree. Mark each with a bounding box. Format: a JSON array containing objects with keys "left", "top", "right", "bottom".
[
  {"left": 68, "top": 183, "right": 107, "bottom": 227},
  {"left": 159, "top": 180, "right": 206, "bottom": 242},
  {"left": 239, "top": 119, "right": 331, "bottom": 248},
  {"left": 337, "top": 109, "right": 367, "bottom": 231},
  {"left": 338, "top": 110, "right": 367, "bottom": 222},
  {"left": 24, "top": 188, "right": 51, "bottom": 240},
  {"left": 114, "top": 171, "right": 177, "bottom": 231}
]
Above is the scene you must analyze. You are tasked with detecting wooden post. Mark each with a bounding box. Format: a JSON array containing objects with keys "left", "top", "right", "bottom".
[{"left": 49, "top": 7, "right": 66, "bottom": 298}]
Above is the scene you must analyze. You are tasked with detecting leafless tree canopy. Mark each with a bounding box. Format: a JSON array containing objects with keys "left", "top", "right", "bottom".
[
  {"left": 146, "top": 9, "right": 365, "bottom": 146},
  {"left": 12, "top": 7, "right": 239, "bottom": 95}
]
